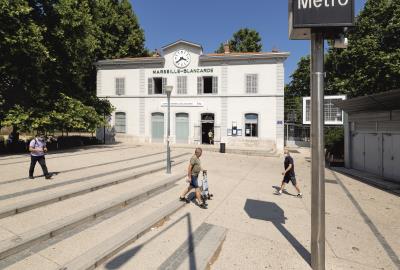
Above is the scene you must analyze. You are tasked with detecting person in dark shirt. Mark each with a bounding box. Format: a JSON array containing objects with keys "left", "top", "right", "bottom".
[{"left": 276, "top": 149, "right": 302, "bottom": 197}]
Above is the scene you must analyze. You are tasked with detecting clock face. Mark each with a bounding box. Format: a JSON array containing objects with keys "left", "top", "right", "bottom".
[{"left": 173, "top": 50, "right": 191, "bottom": 68}]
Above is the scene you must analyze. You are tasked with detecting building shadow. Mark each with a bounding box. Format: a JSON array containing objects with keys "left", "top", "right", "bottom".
[
  {"left": 244, "top": 199, "right": 311, "bottom": 266},
  {"left": 106, "top": 196, "right": 196, "bottom": 269}
]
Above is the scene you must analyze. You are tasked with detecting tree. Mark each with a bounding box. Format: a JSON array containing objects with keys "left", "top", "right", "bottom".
[
  {"left": 0, "top": 0, "right": 50, "bottom": 119},
  {"left": 326, "top": 0, "right": 400, "bottom": 97},
  {"left": 0, "top": 0, "right": 145, "bottom": 133},
  {"left": 284, "top": 56, "right": 310, "bottom": 123},
  {"left": 216, "top": 28, "right": 262, "bottom": 53}
]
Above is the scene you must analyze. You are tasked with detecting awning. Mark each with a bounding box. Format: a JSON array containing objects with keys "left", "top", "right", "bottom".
[{"left": 333, "top": 89, "right": 400, "bottom": 113}]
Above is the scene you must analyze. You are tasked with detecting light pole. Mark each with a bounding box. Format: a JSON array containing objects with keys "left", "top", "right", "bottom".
[{"left": 165, "top": 85, "right": 173, "bottom": 174}]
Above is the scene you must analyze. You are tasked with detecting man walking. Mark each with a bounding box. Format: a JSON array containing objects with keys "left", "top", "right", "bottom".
[
  {"left": 29, "top": 133, "right": 51, "bottom": 179},
  {"left": 179, "top": 148, "right": 207, "bottom": 209},
  {"left": 276, "top": 149, "right": 302, "bottom": 197}
]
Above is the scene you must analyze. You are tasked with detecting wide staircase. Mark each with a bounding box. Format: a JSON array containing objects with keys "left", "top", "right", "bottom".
[{"left": 0, "top": 145, "right": 226, "bottom": 270}]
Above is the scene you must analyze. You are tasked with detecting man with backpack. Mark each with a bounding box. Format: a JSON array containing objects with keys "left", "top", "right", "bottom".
[{"left": 29, "top": 133, "right": 51, "bottom": 179}]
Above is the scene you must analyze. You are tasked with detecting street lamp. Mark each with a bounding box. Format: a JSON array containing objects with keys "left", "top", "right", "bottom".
[{"left": 165, "top": 85, "right": 173, "bottom": 174}]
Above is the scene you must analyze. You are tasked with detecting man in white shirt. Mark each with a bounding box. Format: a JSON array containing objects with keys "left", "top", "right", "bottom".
[{"left": 29, "top": 133, "right": 51, "bottom": 179}]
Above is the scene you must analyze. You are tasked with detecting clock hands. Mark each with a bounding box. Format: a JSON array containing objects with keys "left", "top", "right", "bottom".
[{"left": 176, "top": 56, "right": 187, "bottom": 63}]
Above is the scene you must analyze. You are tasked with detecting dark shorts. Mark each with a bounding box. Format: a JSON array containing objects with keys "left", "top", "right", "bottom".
[
  {"left": 283, "top": 175, "right": 297, "bottom": 185},
  {"left": 190, "top": 175, "right": 200, "bottom": 188}
]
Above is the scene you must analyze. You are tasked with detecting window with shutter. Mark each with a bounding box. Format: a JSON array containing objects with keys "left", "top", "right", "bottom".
[
  {"left": 246, "top": 74, "right": 258, "bottom": 94},
  {"left": 177, "top": 76, "right": 187, "bottom": 94},
  {"left": 115, "top": 112, "right": 126, "bottom": 133},
  {"left": 212, "top": 77, "right": 218, "bottom": 94},
  {"left": 148, "top": 78, "right": 153, "bottom": 95},
  {"left": 197, "top": 77, "right": 203, "bottom": 95},
  {"left": 115, "top": 78, "right": 125, "bottom": 95},
  {"left": 162, "top": 78, "right": 167, "bottom": 94}
]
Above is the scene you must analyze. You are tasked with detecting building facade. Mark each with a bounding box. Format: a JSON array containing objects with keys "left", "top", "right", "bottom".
[{"left": 96, "top": 40, "right": 289, "bottom": 151}]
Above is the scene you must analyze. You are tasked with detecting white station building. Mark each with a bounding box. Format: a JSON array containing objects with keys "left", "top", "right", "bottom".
[{"left": 95, "top": 40, "right": 289, "bottom": 151}]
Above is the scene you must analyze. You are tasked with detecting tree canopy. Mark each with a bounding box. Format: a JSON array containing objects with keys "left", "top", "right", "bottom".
[
  {"left": 216, "top": 28, "right": 262, "bottom": 53},
  {"left": 285, "top": 0, "right": 400, "bottom": 122},
  {"left": 0, "top": 0, "right": 146, "bottom": 133}
]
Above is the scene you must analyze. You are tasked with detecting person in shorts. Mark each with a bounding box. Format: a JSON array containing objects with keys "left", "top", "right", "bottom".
[
  {"left": 276, "top": 149, "right": 302, "bottom": 198},
  {"left": 29, "top": 133, "right": 51, "bottom": 179},
  {"left": 179, "top": 148, "right": 207, "bottom": 209}
]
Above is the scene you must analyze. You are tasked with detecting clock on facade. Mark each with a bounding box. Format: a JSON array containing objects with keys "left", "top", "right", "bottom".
[{"left": 173, "top": 50, "right": 191, "bottom": 68}]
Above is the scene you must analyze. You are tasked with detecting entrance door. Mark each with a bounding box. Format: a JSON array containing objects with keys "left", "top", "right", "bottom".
[
  {"left": 151, "top": 113, "right": 164, "bottom": 142},
  {"left": 201, "top": 113, "right": 214, "bottom": 145},
  {"left": 351, "top": 133, "right": 365, "bottom": 171},
  {"left": 383, "top": 134, "right": 400, "bottom": 182},
  {"left": 176, "top": 113, "right": 189, "bottom": 144}
]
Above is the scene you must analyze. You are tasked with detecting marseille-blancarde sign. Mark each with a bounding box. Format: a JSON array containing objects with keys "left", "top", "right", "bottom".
[{"left": 293, "top": 0, "right": 354, "bottom": 27}]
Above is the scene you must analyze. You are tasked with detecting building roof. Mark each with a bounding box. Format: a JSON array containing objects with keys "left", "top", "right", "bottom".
[
  {"left": 334, "top": 89, "right": 400, "bottom": 113},
  {"left": 200, "top": 51, "right": 290, "bottom": 61},
  {"left": 95, "top": 56, "right": 164, "bottom": 68},
  {"left": 161, "top": 40, "right": 203, "bottom": 52}
]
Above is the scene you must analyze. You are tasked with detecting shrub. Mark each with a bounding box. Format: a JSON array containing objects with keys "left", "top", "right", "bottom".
[{"left": 325, "top": 127, "right": 344, "bottom": 158}]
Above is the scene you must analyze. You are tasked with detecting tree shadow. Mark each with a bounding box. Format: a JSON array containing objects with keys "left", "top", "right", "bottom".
[{"left": 244, "top": 199, "right": 311, "bottom": 266}]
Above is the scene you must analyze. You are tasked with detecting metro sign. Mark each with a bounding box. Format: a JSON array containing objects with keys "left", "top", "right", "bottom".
[{"left": 289, "top": 0, "right": 355, "bottom": 39}]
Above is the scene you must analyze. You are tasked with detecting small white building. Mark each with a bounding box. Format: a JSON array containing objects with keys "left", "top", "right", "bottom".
[
  {"left": 335, "top": 89, "right": 400, "bottom": 183},
  {"left": 95, "top": 40, "right": 289, "bottom": 151}
]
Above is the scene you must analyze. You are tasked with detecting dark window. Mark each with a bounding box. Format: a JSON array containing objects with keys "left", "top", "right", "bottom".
[
  {"left": 153, "top": 77, "right": 163, "bottom": 94},
  {"left": 203, "top": 77, "right": 213, "bottom": 94}
]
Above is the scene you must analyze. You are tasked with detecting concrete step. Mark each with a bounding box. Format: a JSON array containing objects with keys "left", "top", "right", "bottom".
[
  {"left": 0, "top": 151, "right": 189, "bottom": 204},
  {"left": 0, "top": 145, "right": 141, "bottom": 166},
  {"left": 0, "top": 148, "right": 166, "bottom": 186},
  {"left": 159, "top": 223, "right": 227, "bottom": 270},
  {"left": 0, "top": 155, "right": 188, "bottom": 219},
  {"left": 0, "top": 172, "right": 187, "bottom": 261},
  {"left": 1, "top": 182, "right": 190, "bottom": 270},
  {"left": 94, "top": 189, "right": 225, "bottom": 270}
]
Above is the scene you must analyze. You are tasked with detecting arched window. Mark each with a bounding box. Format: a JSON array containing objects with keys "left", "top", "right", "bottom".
[
  {"left": 245, "top": 113, "right": 258, "bottom": 137},
  {"left": 115, "top": 112, "right": 126, "bottom": 133}
]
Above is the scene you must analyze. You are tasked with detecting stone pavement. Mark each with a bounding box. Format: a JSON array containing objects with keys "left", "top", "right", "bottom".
[{"left": 0, "top": 144, "right": 398, "bottom": 269}]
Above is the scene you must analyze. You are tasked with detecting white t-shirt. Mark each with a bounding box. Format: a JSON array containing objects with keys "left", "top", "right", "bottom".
[{"left": 29, "top": 138, "right": 46, "bottom": 157}]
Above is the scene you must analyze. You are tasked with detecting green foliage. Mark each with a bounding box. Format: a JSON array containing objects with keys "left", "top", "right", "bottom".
[
  {"left": 216, "top": 28, "right": 262, "bottom": 53},
  {"left": 0, "top": 0, "right": 144, "bottom": 132},
  {"left": 286, "top": 0, "right": 400, "bottom": 104},
  {"left": 2, "top": 94, "right": 108, "bottom": 133},
  {"left": 325, "top": 127, "right": 344, "bottom": 157}
]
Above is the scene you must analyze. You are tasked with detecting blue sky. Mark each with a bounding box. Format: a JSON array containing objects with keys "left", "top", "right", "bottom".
[{"left": 130, "top": 0, "right": 367, "bottom": 83}]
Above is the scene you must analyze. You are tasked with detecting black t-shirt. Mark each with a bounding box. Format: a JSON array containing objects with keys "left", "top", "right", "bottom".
[{"left": 284, "top": 156, "right": 295, "bottom": 177}]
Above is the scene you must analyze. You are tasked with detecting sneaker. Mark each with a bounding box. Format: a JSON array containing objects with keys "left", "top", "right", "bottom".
[
  {"left": 275, "top": 190, "right": 282, "bottom": 195},
  {"left": 297, "top": 193, "right": 303, "bottom": 198},
  {"left": 199, "top": 203, "right": 208, "bottom": 209},
  {"left": 29, "top": 176, "right": 34, "bottom": 180},
  {"left": 179, "top": 197, "right": 190, "bottom": 203},
  {"left": 45, "top": 175, "right": 52, "bottom": 180}
]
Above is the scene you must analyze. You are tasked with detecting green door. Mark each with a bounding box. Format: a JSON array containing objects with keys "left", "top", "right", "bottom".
[
  {"left": 176, "top": 113, "right": 189, "bottom": 143},
  {"left": 151, "top": 113, "right": 164, "bottom": 142}
]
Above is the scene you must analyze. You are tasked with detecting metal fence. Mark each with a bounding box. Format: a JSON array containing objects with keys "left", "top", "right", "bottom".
[{"left": 284, "top": 123, "right": 310, "bottom": 147}]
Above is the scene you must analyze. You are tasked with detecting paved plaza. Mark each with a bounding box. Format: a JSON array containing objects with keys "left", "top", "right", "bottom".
[{"left": 0, "top": 143, "right": 398, "bottom": 269}]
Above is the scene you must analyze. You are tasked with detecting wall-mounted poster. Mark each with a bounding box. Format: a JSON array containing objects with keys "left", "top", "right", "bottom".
[{"left": 246, "top": 129, "right": 250, "bottom": 135}]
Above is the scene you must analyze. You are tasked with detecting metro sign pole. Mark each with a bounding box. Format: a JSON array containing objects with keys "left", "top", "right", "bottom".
[{"left": 289, "top": 1, "right": 354, "bottom": 269}]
